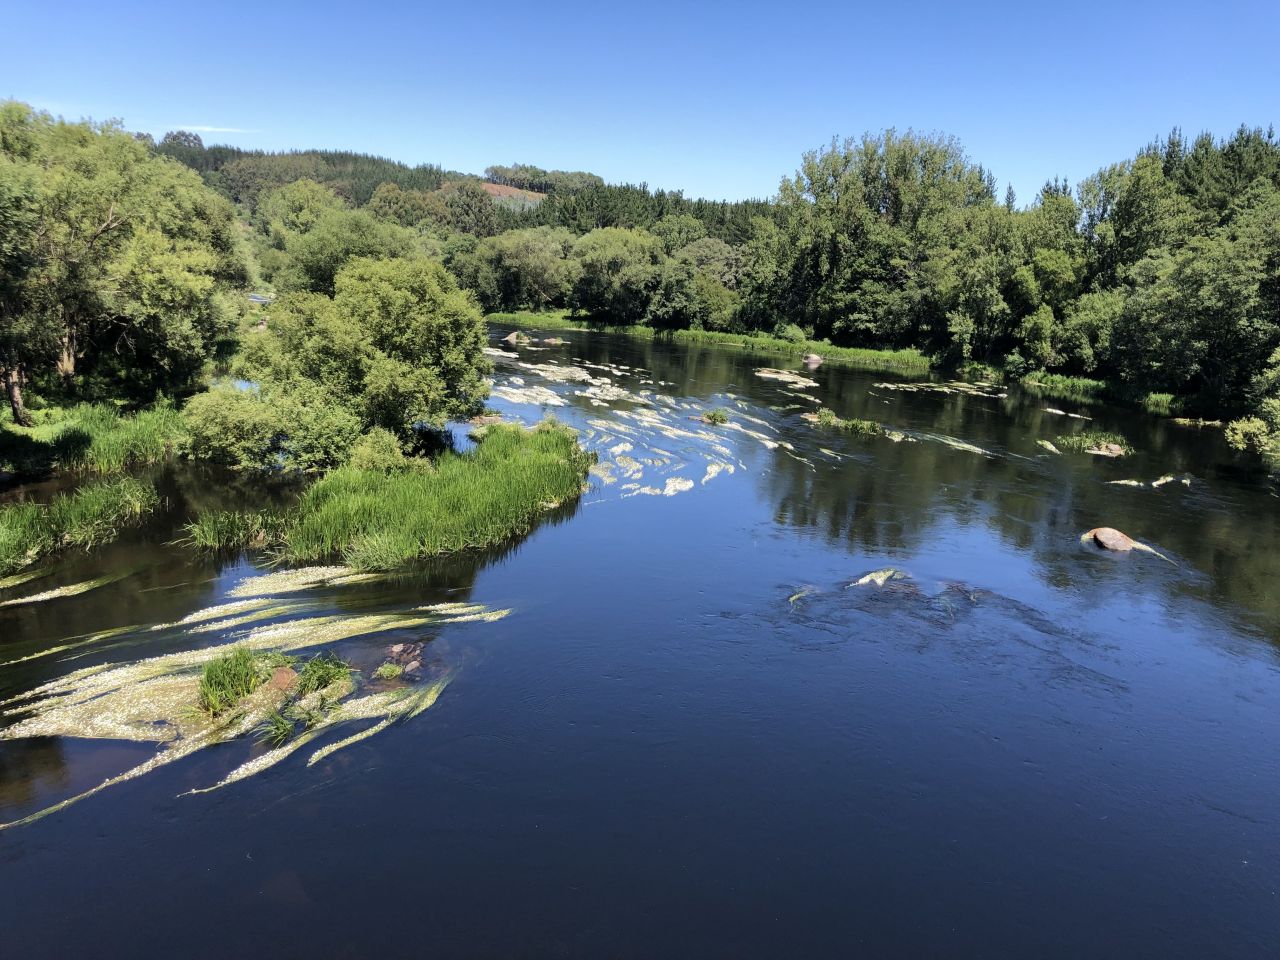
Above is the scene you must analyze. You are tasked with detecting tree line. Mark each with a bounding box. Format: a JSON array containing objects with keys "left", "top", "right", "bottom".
[{"left": 5, "top": 101, "right": 1279, "bottom": 463}]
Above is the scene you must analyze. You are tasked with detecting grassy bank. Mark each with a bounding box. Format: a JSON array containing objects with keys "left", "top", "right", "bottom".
[
  {"left": 0, "top": 477, "right": 160, "bottom": 575},
  {"left": 1, "top": 403, "right": 188, "bottom": 478},
  {"left": 487, "top": 312, "right": 931, "bottom": 375},
  {"left": 185, "top": 420, "right": 593, "bottom": 570}
]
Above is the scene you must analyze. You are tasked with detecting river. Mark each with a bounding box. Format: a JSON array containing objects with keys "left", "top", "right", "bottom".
[{"left": 2, "top": 326, "right": 1278, "bottom": 958}]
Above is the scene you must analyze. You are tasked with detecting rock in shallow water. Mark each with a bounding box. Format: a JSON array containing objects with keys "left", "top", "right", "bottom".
[{"left": 1084, "top": 527, "right": 1136, "bottom": 551}]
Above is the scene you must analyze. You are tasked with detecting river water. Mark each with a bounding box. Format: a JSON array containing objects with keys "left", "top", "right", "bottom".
[{"left": 2, "top": 327, "right": 1279, "bottom": 958}]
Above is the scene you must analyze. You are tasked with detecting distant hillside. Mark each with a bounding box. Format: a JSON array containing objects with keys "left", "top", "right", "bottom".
[{"left": 155, "top": 132, "right": 462, "bottom": 208}]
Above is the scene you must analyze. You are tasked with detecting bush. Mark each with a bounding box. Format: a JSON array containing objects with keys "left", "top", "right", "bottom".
[
  {"left": 183, "top": 388, "right": 285, "bottom": 469},
  {"left": 348, "top": 427, "right": 410, "bottom": 472},
  {"left": 1225, "top": 416, "right": 1272, "bottom": 454},
  {"left": 182, "top": 387, "right": 361, "bottom": 471},
  {"left": 774, "top": 323, "right": 807, "bottom": 343}
]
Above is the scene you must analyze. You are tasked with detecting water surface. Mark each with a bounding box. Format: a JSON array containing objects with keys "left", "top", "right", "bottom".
[{"left": 2, "top": 328, "right": 1278, "bottom": 958}]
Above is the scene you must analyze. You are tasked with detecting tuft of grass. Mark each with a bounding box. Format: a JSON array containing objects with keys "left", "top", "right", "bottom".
[
  {"left": 284, "top": 420, "right": 593, "bottom": 570},
  {"left": 256, "top": 708, "right": 296, "bottom": 746},
  {"left": 296, "top": 652, "right": 352, "bottom": 697},
  {"left": 1020, "top": 372, "right": 1109, "bottom": 403},
  {"left": 0, "top": 478, "right": 159, "bottom": 576},
  {"left": 198, "top": 647, "right": 265, "bottom": 716},
  {"left": 182, "top": 509, "right": 292, "bottom": 551},
  {"left": 702, "top": 408, "right": 729, "bottom": 425},
  {"left": 372, "top": 662, "right": 404, "bottom": 680},
  {"left": 1055, "top": 430, "right": 1133, "bottom": 454}
]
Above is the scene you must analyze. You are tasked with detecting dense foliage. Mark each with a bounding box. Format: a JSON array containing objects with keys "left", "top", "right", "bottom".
[{"left": 1, "top": 103, "right": 248, "bottom": 423}]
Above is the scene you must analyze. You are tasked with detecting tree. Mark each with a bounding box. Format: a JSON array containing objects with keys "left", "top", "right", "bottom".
[
  {"left": 569, "top": 228, "right": 663, "bottom": 323},
  {"left": 0, "top": 101, "right": 248, "bottom": 419},
  {"left": 242, "top": 257, "right": 491, "bottom": 443}
]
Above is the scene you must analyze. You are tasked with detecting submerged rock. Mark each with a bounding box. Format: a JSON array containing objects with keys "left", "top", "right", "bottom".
[
  {"left": 1036, "top": 439, "right": 1062, "bottom": 455},
  {"left": 268, "top": 666, "right": 299, "bottom": 692}
]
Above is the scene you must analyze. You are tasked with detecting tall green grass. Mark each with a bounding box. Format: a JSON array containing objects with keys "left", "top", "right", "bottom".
[
  {"left": 0, "top": 478, "right": 160, "bottom": 575},
  {"left": 1, "top": 403, "right": 188, "bottom": 477},
  {"left": 181, "top": 509, "right": 294, "bottom": 550},
  {"left": 198, "top": 647, "right": 264, "bottom": 715},
  {"left": 286, "top": 420, "right": 592, "bottom": 570},
  {"left": 486, "top": 309, "right": 578, "bottom": 329}
]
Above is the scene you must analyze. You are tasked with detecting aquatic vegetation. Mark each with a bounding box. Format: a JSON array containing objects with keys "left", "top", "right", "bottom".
[
  {"left": 283, "top": 421, "right": 592, "bottom": 570},
  {"left": 0, "top": 477, "right": 159, "bottom": 576},
  {"left": 0, "top": 598, "right": 509, "bottom": 830},
  {"left": 227, "top": 565, "right": 382, "bottom": 598},
  {"left": 181, "top": 509, "right": 294, "bottom": 550},
  {"left": 1036, "top": 439, "right": 1062, "bottom": 455},
  {"left": 296, "top": 652, "right": 352, "bottom": 696},
  {"left": 0, "top": 571, "right": 132, "bottom": 608},
  {"left": 666, "top": 330, "right": 931, "bottom": 374},
  {"left": 1055, "top": 431, "right": 1133, "bottom": 455},
  {"left": 373, "top": 662, "right": 404, "bottom": 680},
  {"left": 0, "top": 565, "right": 56, "bottom": 590},
  {"left": 702, "top": 408, "right": 729, "bottom": 425},
  {"left": 755, "top": 368, "right": 819, "bottom": 389},
  {"left": 198, "top": 647, "right": 268, "bottom": 715},
  {"left": 1020, "top": 372, "right": 1109, "bottom": 403},
  {"left": 256, "top": 708, "right": 296, "bottom": 746},
  {"left": 808, "top": 408, "right": 884, "bottom": 436}
]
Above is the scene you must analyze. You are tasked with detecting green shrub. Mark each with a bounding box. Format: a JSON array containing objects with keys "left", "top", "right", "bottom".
[
  {"left": 702, "top": 408, "right": 729, "bottom": 425},
  {"left": 182, "top": 387, "right": 360, "bottom": 471},
  {"left": 1225, "top": 416, "right": 1272, "bottom": 454},
  {"left": 773, "top": 323, "right": 808, "bottom": 343},
  {"left": 183, "top": 388, "right": 285, "bottom": 469},
  {"left": 348, "top": 428, "right": 410, "bottom": 472}
]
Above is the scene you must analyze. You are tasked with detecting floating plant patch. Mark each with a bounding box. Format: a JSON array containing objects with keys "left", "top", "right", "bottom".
[{"left": 0, "top": 599, "right": 512, "bottom": 829}]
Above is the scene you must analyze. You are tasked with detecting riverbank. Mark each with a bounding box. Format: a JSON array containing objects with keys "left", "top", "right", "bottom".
[{"left": 486, "top": 311, "right": 931, "bottom": 375}]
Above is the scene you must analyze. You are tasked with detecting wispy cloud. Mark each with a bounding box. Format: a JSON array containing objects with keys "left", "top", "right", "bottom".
[{"left": 175, "top": 125, "right": 257, "bottom": 134}]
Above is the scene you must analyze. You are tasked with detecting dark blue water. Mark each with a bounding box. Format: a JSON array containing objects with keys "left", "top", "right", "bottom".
[{"left": 2, "top": 328, "right": 1278, "bottom": 958}]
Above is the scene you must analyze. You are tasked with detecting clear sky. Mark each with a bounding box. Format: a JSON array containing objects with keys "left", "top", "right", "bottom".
[{"left": 3, "top": 0, "right": 1276, "bottom": 204}]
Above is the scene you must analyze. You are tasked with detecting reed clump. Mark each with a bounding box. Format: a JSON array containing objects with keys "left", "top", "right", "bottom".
[
  {"left": 285, "top": 420, "right": 592, "bottom": 570},
  {"left": 0, "top": 477, "right": 159, "bottom": 575}
]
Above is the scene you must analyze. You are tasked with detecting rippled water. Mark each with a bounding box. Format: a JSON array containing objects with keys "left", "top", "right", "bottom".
[{"left": 2, "top": 326, "right": 1279, "bottom": 958}]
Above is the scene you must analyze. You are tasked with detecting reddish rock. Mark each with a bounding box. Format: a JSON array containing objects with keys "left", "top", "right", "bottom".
[{"left": 268, "top": 666, "right": 298, "bottom": 692}]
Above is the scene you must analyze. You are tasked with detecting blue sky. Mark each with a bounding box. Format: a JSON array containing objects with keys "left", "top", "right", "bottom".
[{"left": 3, "top": 0, "right": 1276, "bottom": 204}]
